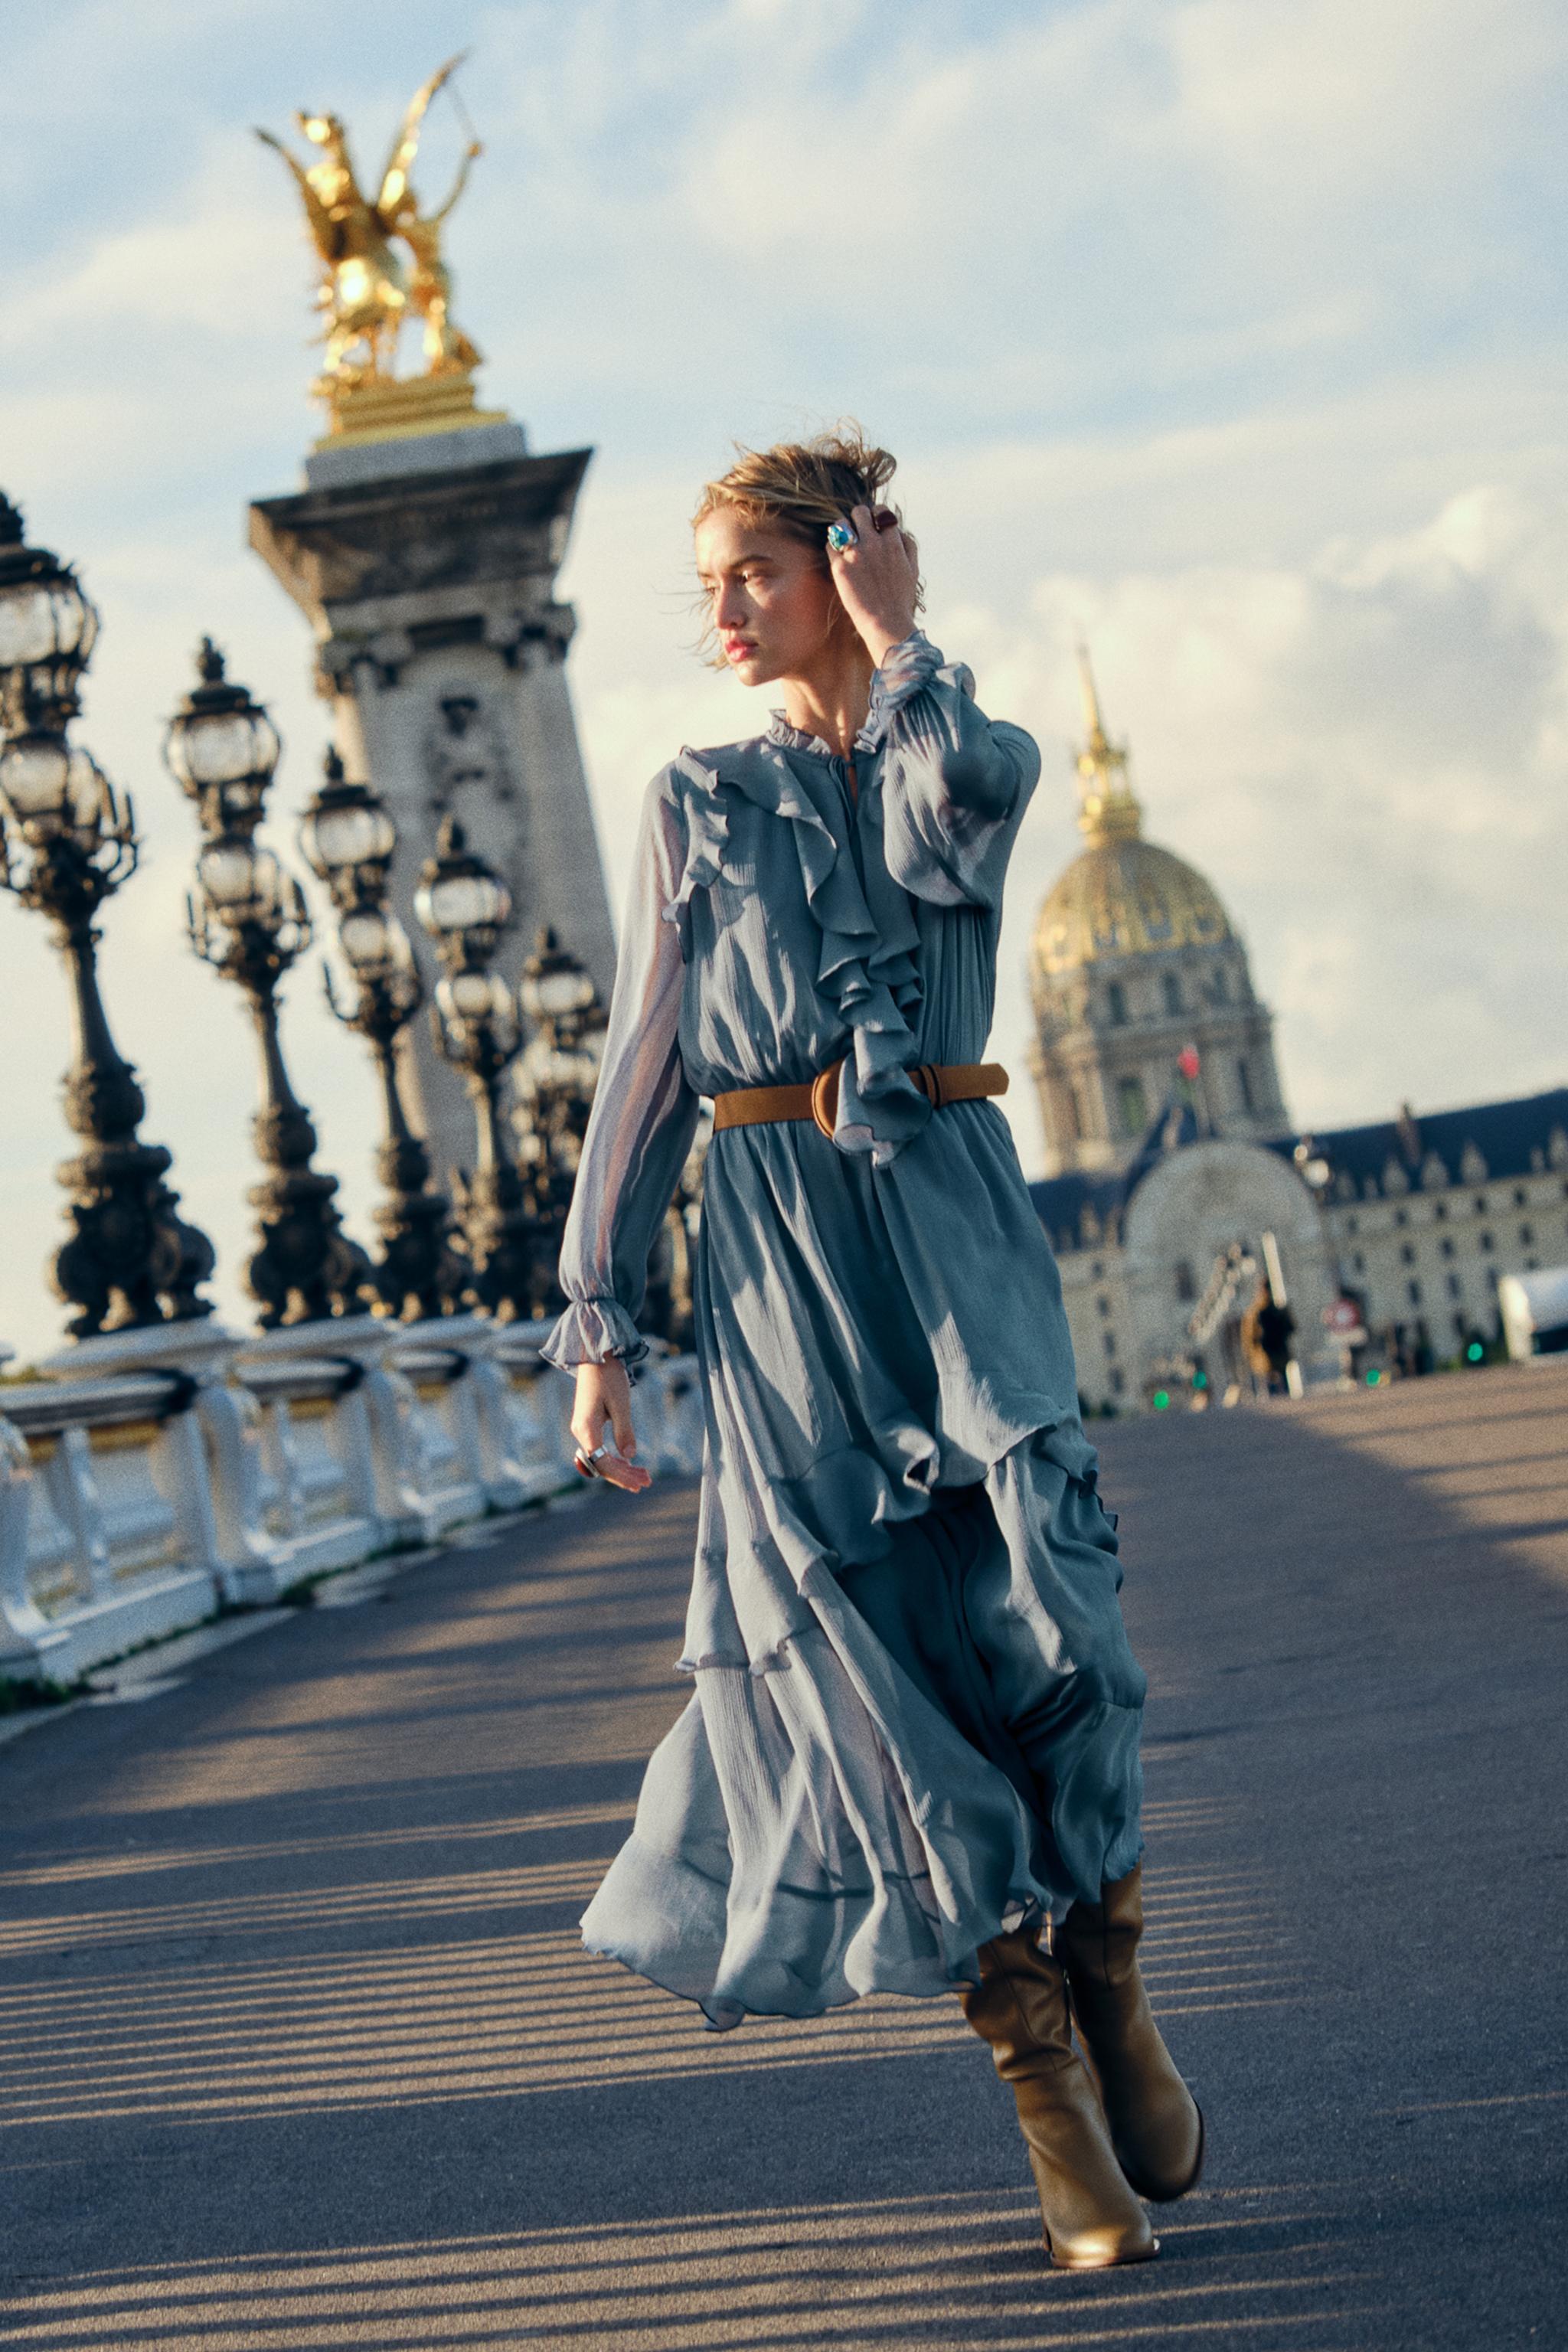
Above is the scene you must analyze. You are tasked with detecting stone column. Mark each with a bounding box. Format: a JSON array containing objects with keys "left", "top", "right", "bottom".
[{"left": 248, "top": 420, "right": 616, "bottom": 1187}]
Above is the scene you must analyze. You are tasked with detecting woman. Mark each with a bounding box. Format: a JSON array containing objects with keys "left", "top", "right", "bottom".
[{"left": 540, "top": 430, "right": 1203, "bottom": 2269}]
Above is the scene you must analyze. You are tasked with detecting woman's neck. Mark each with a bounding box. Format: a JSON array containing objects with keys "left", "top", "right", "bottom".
[{"left": 778, "top": 639, "right": 877, "bottom": 761}]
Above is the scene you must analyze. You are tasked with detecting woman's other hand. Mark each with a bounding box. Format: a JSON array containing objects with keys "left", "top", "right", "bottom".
[
  {"left": 828, "top": 502, "right": 919, "bottom": 667},
  {"left": 570, "top": 1358, "right": 652, "bottom": 1493}
]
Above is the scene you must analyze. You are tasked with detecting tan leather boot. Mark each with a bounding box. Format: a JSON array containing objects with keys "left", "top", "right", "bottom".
[
  {"left": 1054, "top": 1864, "right": 1204, "bottom": 2203},
  {"left": 960, "top": 1929, "right": 1158, "bottom": 2269}
]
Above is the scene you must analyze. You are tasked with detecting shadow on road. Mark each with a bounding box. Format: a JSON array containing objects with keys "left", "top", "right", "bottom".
[{"left": 2, "top": 1366, "right": 1564, "bottom": 2349}]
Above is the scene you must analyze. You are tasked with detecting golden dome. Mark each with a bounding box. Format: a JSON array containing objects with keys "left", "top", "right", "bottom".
[
  {"left": 1032, "top": 836, "right": 1234, "bottom": 976},
  {"left": 1032, "top": 648, "right": 1235, "bottom": 977}
]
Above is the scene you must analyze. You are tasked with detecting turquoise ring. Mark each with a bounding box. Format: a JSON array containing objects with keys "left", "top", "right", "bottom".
[{"left": 826, "top": 520, "right": 858, "bottom": 553}]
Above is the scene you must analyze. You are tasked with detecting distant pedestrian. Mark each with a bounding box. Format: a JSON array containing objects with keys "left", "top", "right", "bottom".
[
  {"left": 541, "top": 428, "right": 1202, "bottom": 2269},
  {"left": 1241, "top": 1280, "right": 1295, "bottom": 1395}
]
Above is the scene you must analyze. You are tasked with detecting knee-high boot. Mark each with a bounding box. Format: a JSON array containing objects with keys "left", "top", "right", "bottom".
[
  {"left": 959, "top": 1929, "right": 1159, "bottom": 2269},
  {"left": 1054, "top": 1864, "right": 1204, "bottom": 2203}
]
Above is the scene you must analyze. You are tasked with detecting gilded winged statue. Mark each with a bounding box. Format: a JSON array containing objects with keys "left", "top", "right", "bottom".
[{"left": 256, "top": 56, "right": 484, "bottom": 391}]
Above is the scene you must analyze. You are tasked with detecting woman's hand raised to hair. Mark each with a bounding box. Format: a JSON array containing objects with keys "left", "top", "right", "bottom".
[
  {"left": 827, "top": 502, "right": 920, "bottom": 668},
  {"left": 570, "top": 1358, "right": 652, "bottom": 1494}
]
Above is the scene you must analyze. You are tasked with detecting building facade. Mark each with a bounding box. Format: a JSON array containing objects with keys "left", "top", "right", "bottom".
[{"left": 1027, "top": 662, "right": 1568, "bottom": 1411}]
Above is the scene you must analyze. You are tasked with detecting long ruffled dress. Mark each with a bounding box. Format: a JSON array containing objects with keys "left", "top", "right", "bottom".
[{"left": 540, "top": 632, "right": 1147, "bottom": 2030}]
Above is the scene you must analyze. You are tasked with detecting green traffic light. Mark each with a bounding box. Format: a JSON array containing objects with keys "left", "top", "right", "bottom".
[
  {"left": 1193, "top": 1370, "right": 1207, "bottom": 1390},
  {"left": 1465, "top": 1341, "right": 1484, "bottom": 1364},
  {"left": 1153, "top": 1389, "right": 1170, "bottom": 1410},
  {"left": 1365, "top": 1369, "right": 1381, "bottom": 1386}
]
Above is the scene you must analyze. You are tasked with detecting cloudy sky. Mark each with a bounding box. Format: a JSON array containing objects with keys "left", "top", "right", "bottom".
[{"left": 2, "top": 0, "right": 1566, "bottom": 1351}]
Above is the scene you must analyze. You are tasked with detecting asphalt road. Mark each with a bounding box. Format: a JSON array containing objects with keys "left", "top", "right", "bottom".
[{"left": 2, "top": 1361, "right": 1565, "bottom": 2352}]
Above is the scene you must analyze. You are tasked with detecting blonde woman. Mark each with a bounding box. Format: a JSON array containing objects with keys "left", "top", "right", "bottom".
[{"left": 540, "top": 430, "right": 1202, "bottom": 2268}]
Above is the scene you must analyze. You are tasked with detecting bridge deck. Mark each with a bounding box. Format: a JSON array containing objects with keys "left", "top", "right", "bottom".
[{"left": 2, "top": 1363, "right": 1565, "bottom": 2350}]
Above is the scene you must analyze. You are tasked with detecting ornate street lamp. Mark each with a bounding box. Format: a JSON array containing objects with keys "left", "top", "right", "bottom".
[
  {"left": 414, "top": 817, "right": 534, "bottom": 1320},
  {"left": 512, "top": 925, "right": 606, "bottom": 1315},
  {"left": 163, "top": 638, "right": 281, "bottom": 838},
  {"left": 168, "top": 642, "right": 372, "bottom": 1328},
  {"left": 0, "top": 494, "right": 214, "bottom": 1337},
  {"left": 299, "top": 750, "right": 466, "bottom": 1321}
]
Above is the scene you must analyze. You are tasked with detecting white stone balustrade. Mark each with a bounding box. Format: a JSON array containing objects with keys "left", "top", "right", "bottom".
[
  {"left": 0, "top": 1367, "right": 224, "bottom": 1684},
  {"left": 0, "top": 1318, "right": 702, "bottom": 1688}
]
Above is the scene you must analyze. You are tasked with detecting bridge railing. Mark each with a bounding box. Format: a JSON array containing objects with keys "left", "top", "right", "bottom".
[{"left": 0, "top": 1329, "right": 702, "bottom": 1687}]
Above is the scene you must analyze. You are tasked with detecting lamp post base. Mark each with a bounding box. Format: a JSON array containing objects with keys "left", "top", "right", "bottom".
[{"left": 52, "top": 1137, "right": 217, "bottom": 1341}]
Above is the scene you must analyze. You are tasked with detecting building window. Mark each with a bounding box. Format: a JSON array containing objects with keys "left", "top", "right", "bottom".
[
  {"left": 1236, "top": 1059, "right": 1255, "bottom": 1113},
  {"left": 1514, "top": 1186, "right": 1527, "bottom": 1207},
  {"left": 1174, "top": 1259, "right": 1196, "bottom": 1303},
  {"left": 1520, "top": 1223, "right": 1534, "bottom": 1246},
  {"left": 1103, "top": 1331, "right": 1116, "bottom": 1357},
  {"left": 1106, "top": 982, "right": 1129, "bottom": 1027},
  {"left": 1446, "top": 1272, "right": 1462, "bottom": 1298},
  {"left": 1109, "top": 1368, "right": 1125, "bottom": 1395},
  {"left": 1162, "top": 973, "right": 1183, "bottom": 1018},
  {"left": 1063, "top": 1087, "right": 1083, "bottom": 1141},
  {"left": 1439, "top": 1236, "right": 1454, "bottom": 1258},
  {"left": 1096, "top": 1293, "right": 1112, "bottom": 1318},
  {"left": 1407, "top": 1279, "right": 1422, "bottom": 1306},
  {"left": 1344, "top": 1214, "right": 1358, "bottom": 1236},
  {"left": 1474, "top": 1196, "right": 1488, "bottom": 1214},
  {"left": 1393, "top": 1208, "right": 1409, "bottom": 1227},
  {"left": 1400, "top": 1243, "right": 1416, "bottom": 1265},
  {"left": 1118, "top": 1075, "right": 1148, "bottom": 1134},
  {"left": 1479, "top": 1233, "right": 1493, "bottom": 1253},
  {"left": 1351, "top": 1251, "right": 1365, "bottom": 1273},
  {"left": 1433, "top": 1201, "right": 1447, "bottom": 1220},
  {"left": 1209, "top": 966, "right": 1229, "bottom": 1004},
  {"left": 1091, "top": 1261, "right": 1104, "bottom": 1280}
]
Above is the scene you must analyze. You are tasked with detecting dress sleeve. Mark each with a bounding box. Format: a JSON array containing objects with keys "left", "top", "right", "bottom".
[
  {"left": 859, "top": 630, "right": 1040, "bottom": 910},
  {"left": 538, "top": 769, "right": 703, "bottom": 1378}
]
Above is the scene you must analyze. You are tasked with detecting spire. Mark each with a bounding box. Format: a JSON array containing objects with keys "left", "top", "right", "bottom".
[{"left": 1073, "top": 645, "right": 1142, "bottom": 844}]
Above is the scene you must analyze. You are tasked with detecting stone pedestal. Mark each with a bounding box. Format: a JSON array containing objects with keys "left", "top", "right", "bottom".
[{"left": 249, "top": 420, "right": 615, "bottom": 1188}]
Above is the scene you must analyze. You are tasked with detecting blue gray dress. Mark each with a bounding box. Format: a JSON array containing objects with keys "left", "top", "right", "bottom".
[{"left": 540, "top": 631, "right": 1147, "bottom": 2030}]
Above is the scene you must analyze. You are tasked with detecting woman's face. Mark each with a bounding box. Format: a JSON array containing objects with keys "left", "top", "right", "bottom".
[{"left": 694, "top": 510, "right": 846, "bottom": 688}]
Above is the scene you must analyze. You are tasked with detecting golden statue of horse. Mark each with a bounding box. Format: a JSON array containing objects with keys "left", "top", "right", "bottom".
[{"left": 256, "top": 57, "right": 483, "bottom": 395}]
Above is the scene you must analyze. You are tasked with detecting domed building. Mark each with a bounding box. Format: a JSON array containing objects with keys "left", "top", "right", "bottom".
[
  {"left": 1022, "top": 656, "right": 1568, "bottom": 1413},
  {"left": 1027, "top": 655, "right": 1289, "bottom": 1177}
]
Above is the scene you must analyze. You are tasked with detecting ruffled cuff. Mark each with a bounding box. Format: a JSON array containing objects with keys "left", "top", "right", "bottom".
[
  {"left": 855, "top": 630, "right": 943, "bottom": 755},
  {"left": 537, "top": 1295, "right": 650, "bottom": 1379}
]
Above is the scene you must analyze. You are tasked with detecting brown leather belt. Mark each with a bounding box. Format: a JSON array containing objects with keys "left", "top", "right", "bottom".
[{"left": 712, "top": 1057, "right": 1008, "bottom": 1140}]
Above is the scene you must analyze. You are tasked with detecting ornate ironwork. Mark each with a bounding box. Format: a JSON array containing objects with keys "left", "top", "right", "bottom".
[
  {"left": 511, "top": 923, "right": 606, "bottom": 1317},
  {"left": 0, "top": 498, "right": 214, "bottom": 1337},
  {"left": 163, "top": 637, "right": 281, "bottom": 838},
  {"left": 301, "top": 750, "right": 466, "bottom": 1320},
  {"left": 169, "top": 645, "right": 372, "bottom": 1328},
  {"left": 415, "top": 817, "right": 534, "bottom": 1319}
]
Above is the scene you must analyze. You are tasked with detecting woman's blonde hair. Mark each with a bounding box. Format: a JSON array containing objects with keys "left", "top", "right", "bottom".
[{"left": 691, "top": 423, "right": 922, "bottom": 666}]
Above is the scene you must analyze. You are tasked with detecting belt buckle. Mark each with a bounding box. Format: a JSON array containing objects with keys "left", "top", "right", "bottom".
[{"left": 810, "top": 1058, "right": 843, "bottom": 1138}]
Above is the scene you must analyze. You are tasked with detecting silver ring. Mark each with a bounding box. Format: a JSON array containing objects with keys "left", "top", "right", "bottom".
[{"left": 826, "top": 520, "right": 857, "bottom": 553}]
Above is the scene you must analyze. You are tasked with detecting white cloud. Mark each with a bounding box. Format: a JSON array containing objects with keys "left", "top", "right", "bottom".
[{"left": 0, "top": 0, "right": 1564, "bottom": 1353}]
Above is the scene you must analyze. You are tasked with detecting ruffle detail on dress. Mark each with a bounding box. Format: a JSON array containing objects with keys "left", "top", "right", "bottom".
[
  {"left": 854, "top": 629, "right": 946, "bottom": 755},
  {"left": 668, "top": 740, "right": 937, "bottom": 1166},
  {"left": 537, "top": 1294, "right": 649, "bottom": 1375},
  {"left": 656, "top": 749, "right": 733, "bottom": 960}
]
